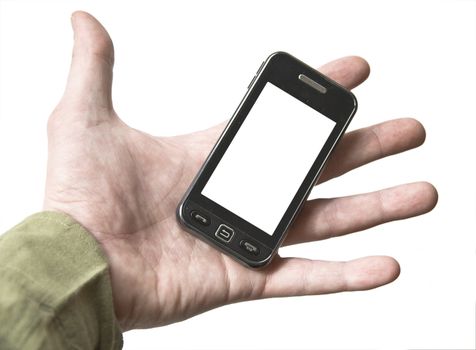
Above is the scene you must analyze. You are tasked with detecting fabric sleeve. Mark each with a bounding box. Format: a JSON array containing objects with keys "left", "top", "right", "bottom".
[{"left": 0, "top": 211, "right": 123, "bottom": 350}]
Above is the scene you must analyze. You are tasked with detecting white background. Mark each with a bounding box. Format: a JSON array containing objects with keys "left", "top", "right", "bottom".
[
  {"left": 0, "top": 1, "right": 475, "bottom": 349},
  {"left": 203, "top": 82, "right": 336, "bottom": 235}
]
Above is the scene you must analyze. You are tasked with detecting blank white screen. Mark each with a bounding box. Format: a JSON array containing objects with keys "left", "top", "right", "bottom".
[{"left": 202, "top": 82, "right": 336, "bottom": 235}]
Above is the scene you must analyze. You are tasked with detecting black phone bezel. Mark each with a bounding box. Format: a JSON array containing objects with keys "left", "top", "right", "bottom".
[{"left": 177, "top": 52, "right": 357, "bottom": 267}]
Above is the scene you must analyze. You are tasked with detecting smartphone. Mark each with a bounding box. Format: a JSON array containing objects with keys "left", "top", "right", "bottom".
[{"left": 177, "top": 52, "right": 357, "bottom": 268}]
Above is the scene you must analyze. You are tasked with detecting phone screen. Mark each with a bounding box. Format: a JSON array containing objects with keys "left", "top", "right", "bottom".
[{"left": 202, "top": 82, "right": 336, "bottom": 235}]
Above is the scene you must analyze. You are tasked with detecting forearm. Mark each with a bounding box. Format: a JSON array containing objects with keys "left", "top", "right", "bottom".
[{"left": 0, "top": 212, "right": 122, "bottom": 350}]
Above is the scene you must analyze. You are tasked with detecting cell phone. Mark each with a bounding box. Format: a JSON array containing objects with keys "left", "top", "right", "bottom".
[{"left": 177, "top": 52, "right": 357, "bottom": 268}]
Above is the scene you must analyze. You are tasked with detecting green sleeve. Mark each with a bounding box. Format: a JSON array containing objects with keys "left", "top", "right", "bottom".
[{"left": 0, "top": 212, "right": 123, "bottom": 350}]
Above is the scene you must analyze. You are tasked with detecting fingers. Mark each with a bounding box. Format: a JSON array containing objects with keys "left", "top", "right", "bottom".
[
  {"left": 261, "top": 256, "right": 400, "bottom": 298},
  {"left": 316, "top": 55, "right": 370, "bottom": 89},
  {"left": 58, "top": 11, "right": 115, "bottom": 118},
  {"left": 285, "top": 182, "right": 438, "bottom": 245},
  {"left": 318, "top": 118, "right": 426, "bottom": 183}
]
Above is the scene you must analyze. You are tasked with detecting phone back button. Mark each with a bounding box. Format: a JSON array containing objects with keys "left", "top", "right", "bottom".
[
  {"left": 190, "top": 210, "right": 211, "bottom": 226},
  {"left": 240, "top": 240, "right": 260, "bottom": 256}
]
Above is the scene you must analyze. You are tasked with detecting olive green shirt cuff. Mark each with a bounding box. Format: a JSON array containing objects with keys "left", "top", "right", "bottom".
[{"left": 0, "top": 211, "right": 123, "bottom": 350}]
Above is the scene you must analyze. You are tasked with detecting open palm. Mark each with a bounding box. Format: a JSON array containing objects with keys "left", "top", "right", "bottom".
[{"left": 44, "top": 12, "right": 437, "bottom": 331}]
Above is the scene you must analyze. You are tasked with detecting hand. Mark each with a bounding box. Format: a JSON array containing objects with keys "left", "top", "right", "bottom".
[{"left": 44, "top": 11, "right": 438, "bottom": 331}]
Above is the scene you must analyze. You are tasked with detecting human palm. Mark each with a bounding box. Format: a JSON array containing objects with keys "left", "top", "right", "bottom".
[{"left": 44, "top": 12, "right": 437, "bottom": 331}]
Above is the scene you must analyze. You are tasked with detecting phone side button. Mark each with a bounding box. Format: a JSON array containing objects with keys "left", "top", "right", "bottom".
[
  {"left": 239, "top": 240, "right": 260, "bottom": 256},
  {"left": 247, "top": 75, "right": 257, "bottom": 90},
  {"left": 256, "top": 61, "right": 265, "bottom": 74}
]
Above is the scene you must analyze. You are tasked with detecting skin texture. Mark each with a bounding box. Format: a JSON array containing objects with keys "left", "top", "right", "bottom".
[{"left": 44, "top": 11, "right": 438, "bottom": 331}]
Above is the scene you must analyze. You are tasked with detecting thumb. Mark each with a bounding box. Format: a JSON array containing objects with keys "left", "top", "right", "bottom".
[{"left": 61, "top": 11, "right": 115, "bottom": 113}]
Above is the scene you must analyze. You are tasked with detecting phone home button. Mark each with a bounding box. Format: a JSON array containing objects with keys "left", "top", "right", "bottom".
[{"left": 215, "top": 224, "right": 234, "bottom": 243}]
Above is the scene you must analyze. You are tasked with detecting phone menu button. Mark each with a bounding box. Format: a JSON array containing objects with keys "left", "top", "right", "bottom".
[{"left": 215, "top": 224, "right": 235, "bottom": 243}]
